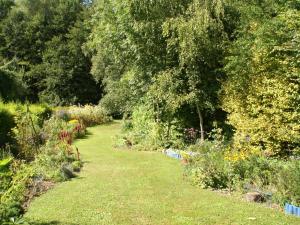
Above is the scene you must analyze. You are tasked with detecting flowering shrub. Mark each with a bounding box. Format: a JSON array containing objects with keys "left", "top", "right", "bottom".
[
  {"left": 186, "top": 142, "right": 300, "bottom": 206},
  {"left": 0, "top": 109, "right": 87, "bottom": 223}
]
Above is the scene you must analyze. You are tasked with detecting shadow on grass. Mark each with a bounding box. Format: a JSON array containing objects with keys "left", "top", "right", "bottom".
[
  {"left": 74, "top": 130, "right": 93, "bottom": 140},
  {"left": 74, "top": 120, "right": 121, "bottom": 141},
  {"left": 29, "top": 221, "right": 77, "bottom": 225}
]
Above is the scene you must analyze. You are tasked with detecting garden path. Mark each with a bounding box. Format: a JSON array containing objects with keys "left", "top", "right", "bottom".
[{"left": 25, "top": 122, "right": 300, "bottom": 225}]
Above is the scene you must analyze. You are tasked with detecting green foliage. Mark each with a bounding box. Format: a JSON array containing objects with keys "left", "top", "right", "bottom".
[
  {"left": 87, "top": 0, "right": 237, "bottom": 141},
  {"left": 0, "top": 103, "right": 92, "bottom": 223},
  {"left": 12, "top": 109, "right": 43, "bottom": 160},
  {"left": 222, "top": 2, "right": 300, "bottom": 157},
  {"left": 0, "top": 102, "right": 52, "bottom": 157},
  {"left": 0, "top": 69, "right": 27, "bottom": 102},
  {"left": 120, "top": 104, "right": 183, "bottom": 151},
  {"left": 186, "top": 143, "right": 300, "bottom": 206},
  {"left": 0, "top": 102, "right": 52, "bottom": 118},
  {"left": 0, "top": 107, "right": 15, "bottom": 147},
  {"left": 65, "top": 105, "right": 112, "bottom": 127},
  {"left": 34, "top": 143, "right": 79, "bottom": 182},
  {"left": 0, "top": 0, "right": 14, "bottom": 21},
  {"left": 184, "top": 136, "right": 230, "bottom": 189},
  {"left": 35, "top": 23, "right": 100, "bottom": 105},
  {"left": 0, "top": 157, "right": 13, "bottom": 197},
  {"left": 0, "top": 157, "right": 13, "bottom": 172},
  {"left": 272, "top": 159, "right": 300, "bottom": 206},
  {"left": 0, "top": 162, "right": 34, "bottom": 223},
  {"left": 0, "top": 0, "right": 101, "bottom": 104}
]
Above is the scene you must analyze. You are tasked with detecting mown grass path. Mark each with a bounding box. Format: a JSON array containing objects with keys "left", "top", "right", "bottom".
[{"left": 25, "top": 122, "right": 300, "bottom": 225}]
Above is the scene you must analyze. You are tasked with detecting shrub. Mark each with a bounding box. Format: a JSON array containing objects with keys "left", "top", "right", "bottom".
[
  {"left": 0, "top": 158, "right": 13, "bottom": 196},
  {"left": 186, "top": 143, "right": 300, "bottom": 206},
  {"left": 34, "top": 141, "right": 80, "bottom": 182},
  {"left": 60, "top": 105, "right": 112, "bottom": 127},
  {"left": 12, "top": 110, "right": 43, "bottom": 161},
  {"left": 121, "top": 105, "right": 183, "bottom": 151},
  {"left": 0, "top": 102, "right": 52, "bottom": 155},
  {"left": 272, "top": 159, "right": 300, "bottom": 206},
  {"left": 222, "top": 9, "right": 300, "bottom": 157},
  {"left": 41, "top": 117, "right": 67, "bottom": 143},
  {"left": 0, "top": 103, "right": 90, "bottom": 223},
  {"left": 0, "top": 162, "right": 34, "bottom": 223},
  {"left": 0, "top": 108, "right": 15, "bottom": 147},
  {"left": 0, "top": 69, "right": 27, "bottom": 102},
  {"left": 230, "top": 155, "right": 275, "bottom": 192},
  {"left": 185, "top": 141, "right": 230, "bottom": 189},
  {"left": 0, "top": 102, "right": 52, "bottom": 120}
]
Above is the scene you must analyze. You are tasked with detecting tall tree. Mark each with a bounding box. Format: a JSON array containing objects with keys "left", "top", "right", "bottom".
[
  {"left": 87, "top": 0, "right": 234, "bottom": 140},
  {"left": 161, "top": 0, "right": 231, "bottom": 141},
  {"left": 222, "top": 0, "right": 300, "bottom": 156},
  {"left": 0, "top": 0, "right": 100, "bottom": 104}
]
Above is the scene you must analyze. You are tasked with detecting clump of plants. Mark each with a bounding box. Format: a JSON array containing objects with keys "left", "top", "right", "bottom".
[
  {"left": 0, "top": 107, "right": 15, "bottom": 148},
  {"left": 56, "top": 105, "right": 112, "bottom": 127},
  {"left": 117, "top": 104, "right": 184, "bottom": 151},
  {"left": 185, "top": 138, "right": 300, "bottom": 207},
  {"left": 0, "top": 105, "right": 89, "bottom": 224},
  {"left": 0, "top": 102, "right": 52, "bottom": 152},
  {"left": 34, "top": 116, "right": 85, "bottom": 182}
]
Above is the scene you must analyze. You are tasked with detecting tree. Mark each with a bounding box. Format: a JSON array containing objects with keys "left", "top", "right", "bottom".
[
  {"left": 36, "top": 21, "right": 100, "bottom": 105},
  {"left": 0, "top": 0, "right": 100, "bottom": 104},
  {"left": 86, "top": 0, "right": 190, "bottom": 115},
  {"left": 222, "top": 1, "right": 300, "bottom": 157},
  {"left": 88, "top": 0, "right": 234, "bottom": 141},
  {"left": 161, "top": 0, "right": 231, "bottom": 141}
]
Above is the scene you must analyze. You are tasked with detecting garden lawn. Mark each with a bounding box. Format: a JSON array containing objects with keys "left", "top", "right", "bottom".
[{"left": 25, "top": 122, "right": 300, "bottom": 225}]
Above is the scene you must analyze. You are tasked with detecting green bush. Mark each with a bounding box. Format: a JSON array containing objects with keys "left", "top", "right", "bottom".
[
  {"left": 0, "top": 162, "right": 34, "bottom": 223},
  {"left": 185, "top": 141, "right": 230, "bottom": 189},
  {"left": 223, "top": 8, "right": 300, "bottom": 157},
  {"left": 12, "top": 110, "right": 43, "bottom": 161},
  {"left": 34, "top": 142, "right": 80, "bottom": 182},
  {"left": 186, "top": 144, "right": 300, "bottom": 206},
  {"left": 272, "top": 160, "right": 300, "bottom": 206},
  {"left": 0, "top": 102, "right": 52, "bottom": 119},
  {"left": 42, "top": 117, "right": 69, "bottom": 143},
  {"left": 33, "top": 116, "right": 84, "bottom": 181},
  {"left": 0, "top": 110, "right": 85, "bottom": 223},
  {"left": 0, "top": 102, "right": 52, "bottom": 154},
  {"left": 121, "top": 104, "right": 183, "bottom": 151},
  {"left": 0, "top": 69, "right": 27, "bottom": 102},
  {"left": 231, "top": 156, "right": 274, "bottom": 192},
  {"left": 0, "top": 108, "right": 15, "bottom": 147},
  {"left": 0, "top": 158, "right": 13, "bottom": 196},
  {"left": 58, "top": 105, "right": 112, "bottom": 127}
]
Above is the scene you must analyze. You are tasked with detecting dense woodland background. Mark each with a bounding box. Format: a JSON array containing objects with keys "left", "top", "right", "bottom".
[{"left": 1, "top": 0, "right": 299, "bottom": 157}]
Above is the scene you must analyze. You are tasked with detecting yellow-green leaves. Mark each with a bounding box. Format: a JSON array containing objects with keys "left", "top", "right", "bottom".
[{"left": 223, "top": 7, "right": 300, "bottom": 157}]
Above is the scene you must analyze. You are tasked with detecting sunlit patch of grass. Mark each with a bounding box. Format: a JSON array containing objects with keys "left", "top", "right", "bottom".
[{"left": 25, "top": 122, "right": 300, "bottom": 225}]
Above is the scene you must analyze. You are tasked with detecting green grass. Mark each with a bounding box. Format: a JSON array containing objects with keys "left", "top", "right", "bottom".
[{"left": 25, "top": 122, "right": 300, "bottom": 225}]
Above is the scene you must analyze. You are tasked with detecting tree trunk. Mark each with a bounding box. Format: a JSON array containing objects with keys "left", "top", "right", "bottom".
[
  {"left": 196, "top": 104, "right": 205, "bottom": 142},
  {"left": 166, "top": 119, "right": 171, "bottom": 140}
]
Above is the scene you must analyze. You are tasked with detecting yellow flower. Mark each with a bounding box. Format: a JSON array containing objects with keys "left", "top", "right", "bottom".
[{"left": 68, "top": 119, "right": 79, "bottom": 124}]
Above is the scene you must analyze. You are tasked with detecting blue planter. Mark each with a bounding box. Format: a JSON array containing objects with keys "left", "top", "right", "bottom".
[
  {"left": 285, "top": 203, "right": 300, "bottom": 217},
  {"left": 164, "top": 149, "right": 182, "bottom": 160}
]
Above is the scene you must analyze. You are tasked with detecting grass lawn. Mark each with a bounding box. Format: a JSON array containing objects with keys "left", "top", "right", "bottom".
[{"left": 25, "top": 122, "right": 300, "bottom": 225}]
